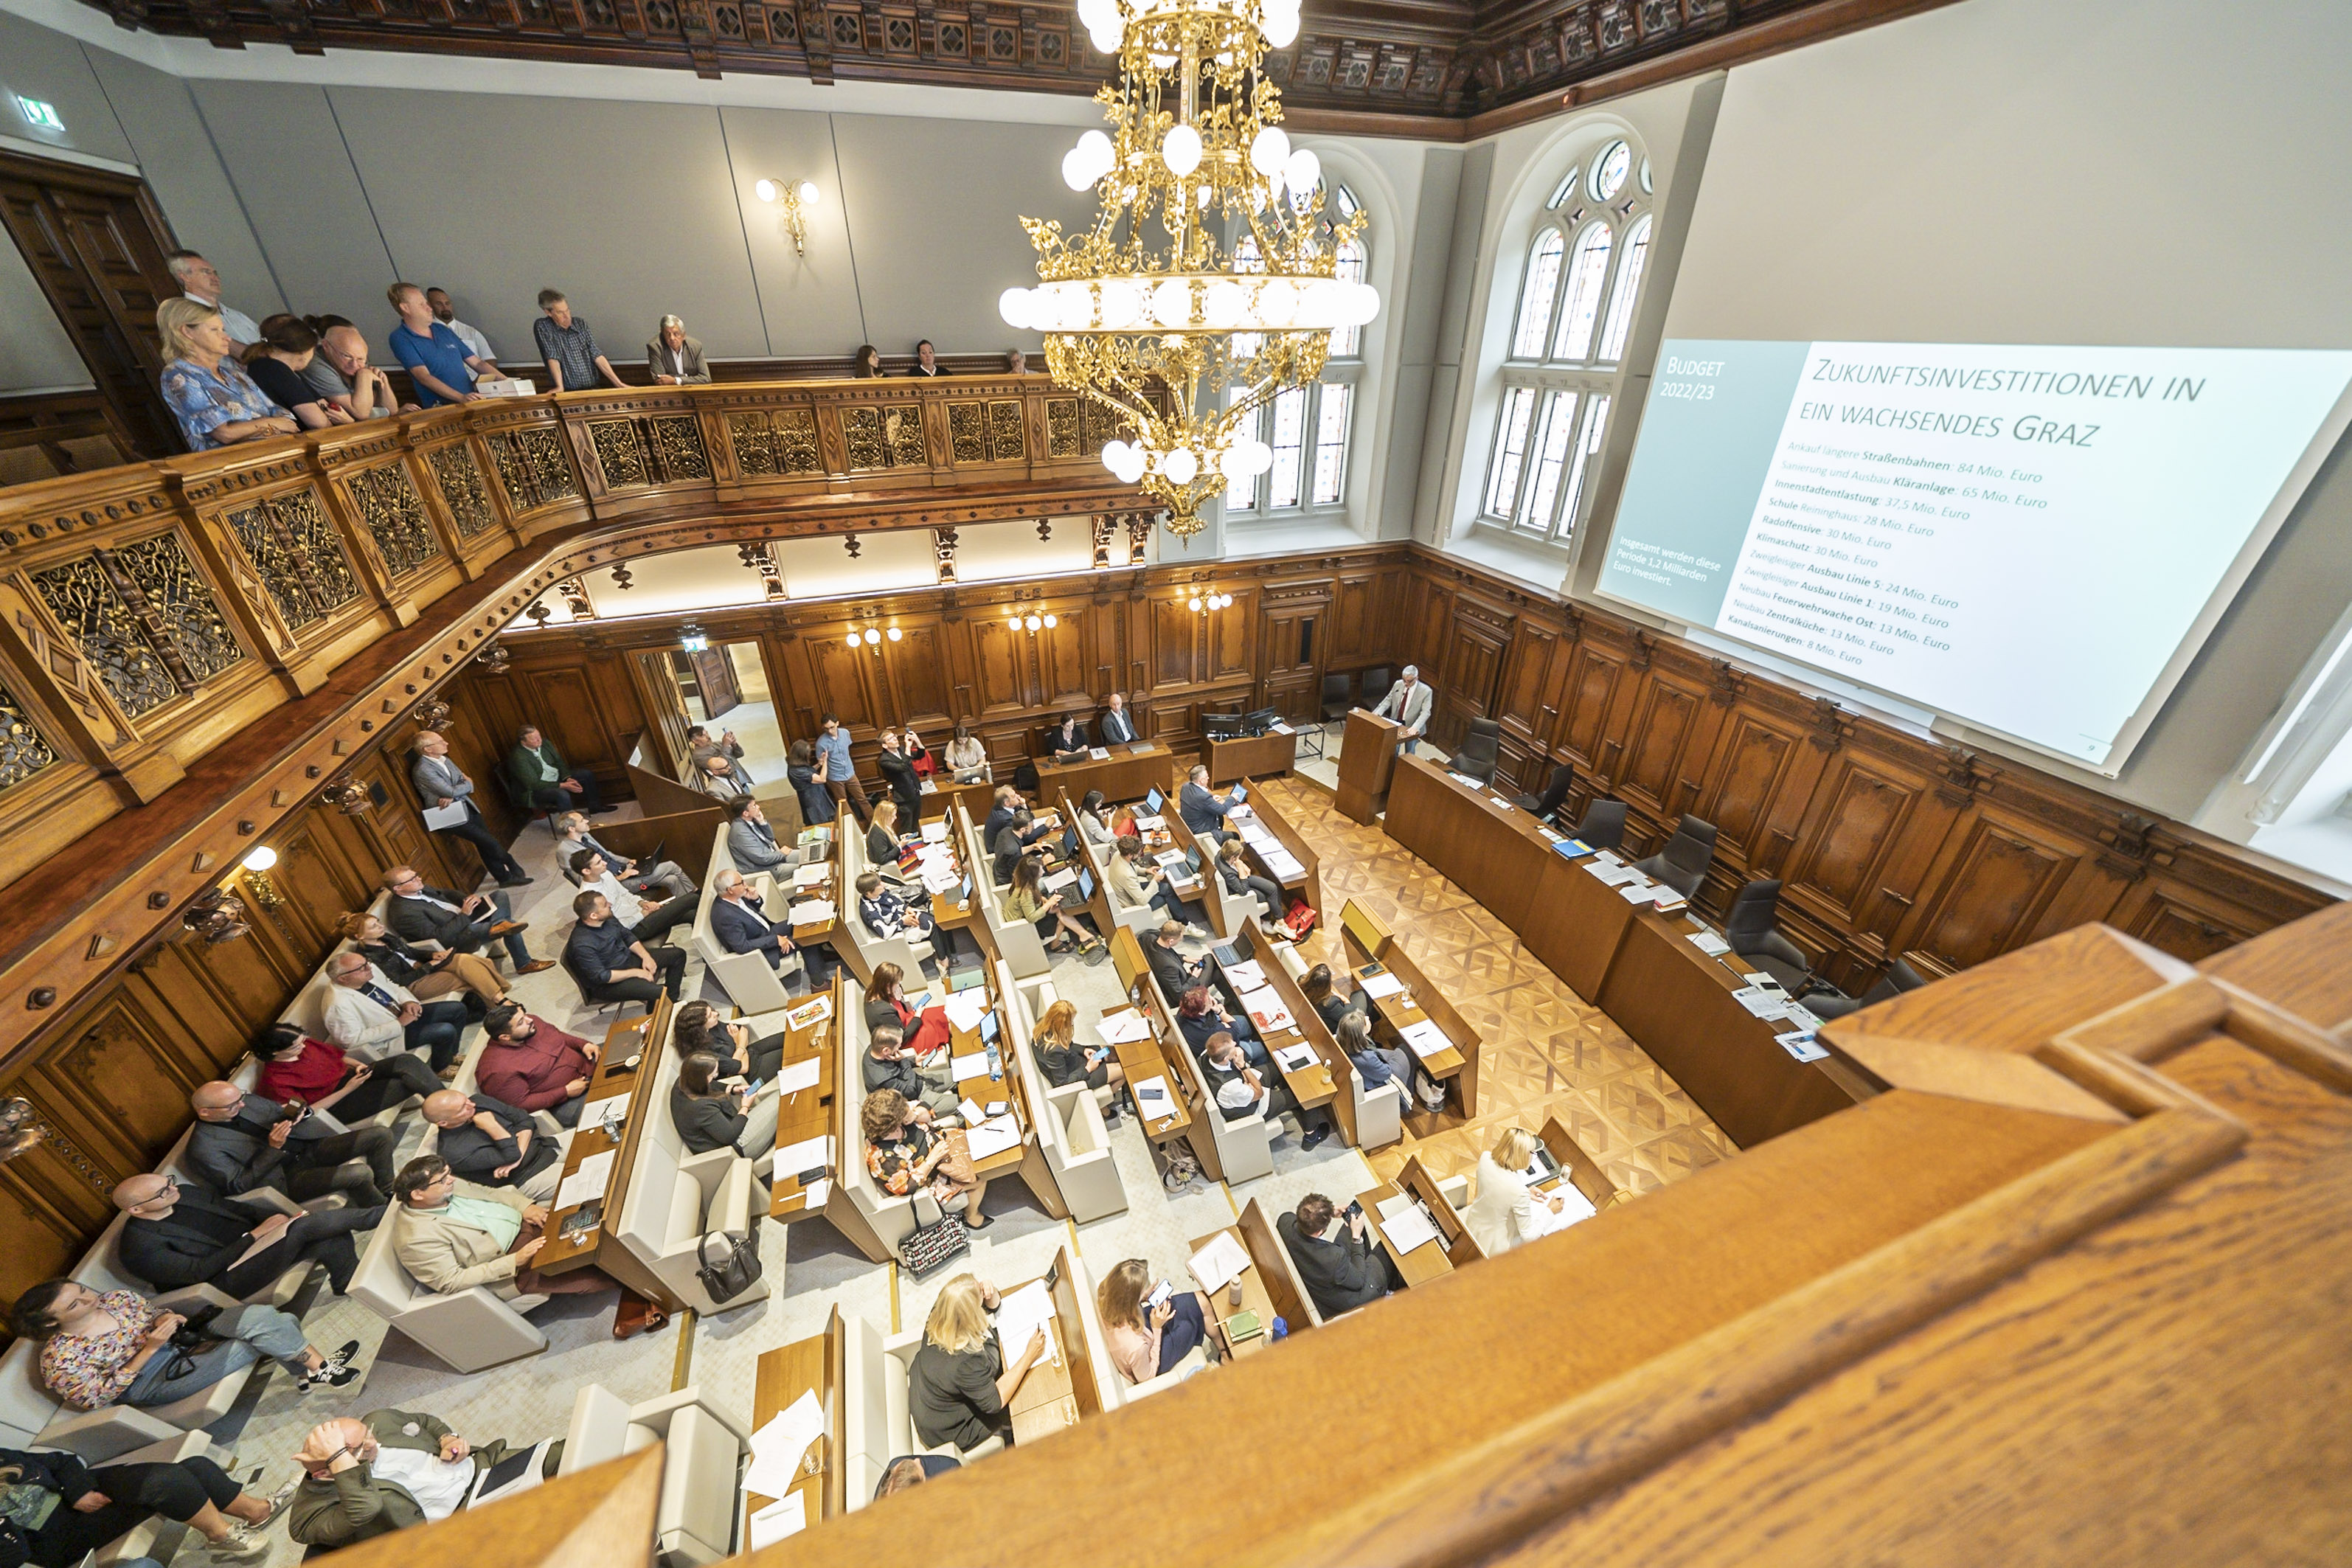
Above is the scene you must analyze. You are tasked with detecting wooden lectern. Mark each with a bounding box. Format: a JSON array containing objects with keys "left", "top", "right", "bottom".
[{"left": 1336, "top": 707, "right": 1404, "bottom": 824}]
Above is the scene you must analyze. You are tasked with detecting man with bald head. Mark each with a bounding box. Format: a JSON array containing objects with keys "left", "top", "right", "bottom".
[
  {"left": 185, "top": 1079, "right": 396, "bottom": 1206},
  {"left": 421, "top": 1089, "right": 560, "bottom": 1202},
  {"left": 289, "top": 1408, "right": 509, "bottom": 1550},
  {"left": 302, "top": 318, "right": 406, "bottom": 420},
  {"left": 114, "top": 1171, "right": 384, "bottom": 1299}
]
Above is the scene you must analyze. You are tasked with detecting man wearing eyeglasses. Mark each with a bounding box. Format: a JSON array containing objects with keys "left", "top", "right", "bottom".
[{"left": 111, "top": 1173, "right": 386, "bottom": 1300}]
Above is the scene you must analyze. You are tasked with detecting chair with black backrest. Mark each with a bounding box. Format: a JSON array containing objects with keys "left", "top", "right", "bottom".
[
  {"left": 1572, "top": 799, "right": 1628, "bottom": 853},
  {"left": 1722, "top": 879, "right": 1811, "bottom": 991},
  {"left": 1359, "top": 666, "right": 1391, "bottom": 710},
  {"left": 1515, "top": 762, "right": 1575, "bottom": 822},
  {"left": 1805, "top": 956, "right": 1929, "bottom": 1020},
  {"left": 1451, "top": 718, "right": 1502, "bottom": 785},
  {"left": 1634, "top": 815, "right": 1718, "bottom": 901},
  {"left": 1319, "top": 671, "right": 1353, "bottom": 724},
  {"left": 558, "top": 943, "right": 627, "bottom": 1021}
]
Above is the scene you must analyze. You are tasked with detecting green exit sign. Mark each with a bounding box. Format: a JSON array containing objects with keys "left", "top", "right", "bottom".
[{"left": 15, "top": 97, "right": 62, "bottom": 133}]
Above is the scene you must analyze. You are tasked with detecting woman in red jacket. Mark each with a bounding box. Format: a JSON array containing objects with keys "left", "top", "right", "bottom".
[{"left": 863, "top": 962, "right": 954, "bottom": 1058}]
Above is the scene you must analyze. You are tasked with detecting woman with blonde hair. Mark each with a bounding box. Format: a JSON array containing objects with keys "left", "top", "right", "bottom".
[
  {"left": 906, "top": 1273, "right": 1045, "bottom": 1452},
  {"left": 1463, "top": 1125, "right": 1567, "bottom": 1257},
  {"left": 1029, "top": 998, "right": 1123, "bottom": 1117},
  {"left": 334, "top": 910, "right": 506, "bottom": 1016},
  {"left": 866, "top": 795, "right": 905, "bottom": 867},
  {"left": 156, "top": 296, "right": 298, "bottom": 452},
  {"left": 1005, "top": 851, "right": 1103, "bottom": 958},
  {"left": 1096, "top": 1257, "right": 1216, "bottom": 1387},
  {"left": 861, "top": 1087, "right": 988, "bottom": 1229}
]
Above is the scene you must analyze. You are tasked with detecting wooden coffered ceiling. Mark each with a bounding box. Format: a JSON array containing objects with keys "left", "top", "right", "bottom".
[{"left": 83, "top": 0, "right": 1947, "bottom": 134}]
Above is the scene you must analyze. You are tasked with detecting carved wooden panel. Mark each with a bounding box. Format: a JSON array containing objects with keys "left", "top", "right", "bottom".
[
  {"left": 2112, "top": 881, "right": 2264, "bottom": 964},
  {"left": 1208, "top": 597, "right": 1254, "bottom": 683},
  {"left": 806, "top": 634, "right": 878, "bottom": 728},
  {"left": 1404, "top": 575, "right": 1451, "bottom": 676},
  {"left": 1041, "top": 614, "right": 1095, "bottom": 705},
  {"left": 885, "top": 623, "right": 951, "bottom": 724},
  {"left": 1494, "top": 622, "right": 1559, "bottom": 744},
  {"left": 35, "top": 992, "right": 217, "bottom": 1173},
  {"left": 1903, "top": 814, "right": 2081, "bottom": 971},
  {"left": 1696, "top": 712, "right": 1803, "bottom": 867},
  {"left": 1620, "top": 676, "right": 1706, "bottom": 819},
  {"left": 969, "top": 619, "right": 1029, "bottom": 715},
  {"left": 1558, "top": 643, "right": 1626, "bottom": 769},
  {"left": 350, "top": 746, "right": 461, "bottom": 890},
  {"left": 1786, "top": 755, "right": 1926, "bottom": 926},
  {"left": 1153, "top": 598, "right": 1198, "bottom": 687},
  {"left": 528, "top": 666, "right": 612, "bottom": 773},
  {"left": 1331, "top": 572, "right": 1382, "bottom": 665}
]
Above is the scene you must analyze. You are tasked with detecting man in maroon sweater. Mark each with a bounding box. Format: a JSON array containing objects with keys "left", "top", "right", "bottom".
[{"left": 473, "top": 1004, "right": 599, "bottom": 1128}]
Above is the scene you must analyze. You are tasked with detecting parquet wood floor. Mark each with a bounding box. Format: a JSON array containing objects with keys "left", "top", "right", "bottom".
[{"left": 1259, "top": 776, "right": 1734, "bottom": 1197}]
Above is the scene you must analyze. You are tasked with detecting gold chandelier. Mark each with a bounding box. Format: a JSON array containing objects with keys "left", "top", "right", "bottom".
[{"left": 999, "top": 0, "right": 1376, "bottom": 537}]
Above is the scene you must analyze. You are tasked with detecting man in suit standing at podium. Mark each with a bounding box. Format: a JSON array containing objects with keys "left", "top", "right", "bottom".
[{"left": 1370, "top": 665, "right": 1432, "bottom": 754}]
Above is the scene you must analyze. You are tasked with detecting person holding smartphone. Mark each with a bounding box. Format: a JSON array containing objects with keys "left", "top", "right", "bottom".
[{"left": 1096, "top": 1258, "right": 1217, "bottom": 1385}]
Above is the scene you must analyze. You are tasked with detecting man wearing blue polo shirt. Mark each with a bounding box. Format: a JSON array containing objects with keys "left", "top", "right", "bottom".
[
  {"left": 813, "top": 713, "right": 871, "bottom": 828},
  {"left": 386, "top": 282, "right": 488, "bottom": 408}
]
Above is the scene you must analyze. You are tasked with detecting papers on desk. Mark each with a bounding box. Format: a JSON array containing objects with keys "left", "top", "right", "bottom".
[
  {"left": 1619, "top": 880, "right": 1664, "bottom": 905},
  {"left": 1132, "top": 1075, "right": 1171, "bottom": 1115},
  {"left": 588, "top": 1093, "right": 631, "bottom": 1137},
  {"left": 786, "top": 993, "right": 833, "bottom": 1030},
  {"left": 1132, "top": 814, "right": 1165, "bottom": 831},
  {"left": 1776, "top": 1030, "right": 1830, "bottom": 1063},
  {"left": 1154, "top": 849, "right": 1189, "bottom": 869},
  {"left": 1043, "top": 867, "right": 1080, "bottom": 892},
  {"left": 1741, "top": 972, "right": 1786, "bottom": 991},
  {"left": 1219, "top": 958, "right": 1267, "bottom": 991},
  {"left": 1273, "top": 1043, "right": 1320, "bottom": 1074},
  {"left": 1359, "top": 970, "right": 1405, "bottom": 1000},
  {"left": 743, "top": 1390, "right": 827, "bottom": 1499},
  {"left": 1376, "top": 1192, "right": 1442, "bottom": 1254},
  {"left": 1188, "top": 1230, "right": 1252, "bottom": 1295},
  {"left": 748, "top": 1494, "right": 806, "bottom": 1548},
  {"left": 774, "top": 1057, "right": 822, "bottom": 1097},
  {"left": 1239, "top": 986, "right": 1293, "bottom": 1033},
  {"left": 957, "top": 1097, "right": 985, "bottom": 1125},
  {"left": 555, "top": 1149, "right": 615, "bottom": 1210},
  {"left": 421, "top": 802, "right": 471, "bottom": 831},
  {"left": 1129, "top": 742, "right": 1156, "bottom": 754},
  {"left": 994, "top": 1279, "right": 1061, "bottom": 1367},
  {"left": 792, "top": 863, "right": 831, "bottom": 888},
  {"left": 919, "top": 778, "right": 939, "bottom": 796},
  {"left": 923, "top": 867, "right": 964, "bottom": 896},
  {"left": 943, "top": 988, "right": 991, "bottom": 1035},
  {"left": 774, "top": 1134, "right": 835, "bottom": 1179},
  {"left": 1781, "top": 1002, "right": 1823, "bottom": 1032},
  {"left": 1731, "top": 986, "right": 1791, "bottom": 1021},
  {"left": 1687, "top": 931, "right": 1732, "bottom": 956},
  {"left": 964, "top": 1115, "right": 1021, "bottom": 1162},
  {"left": 950, "top": 1051, "right": 991, "bottom": 1080},
  {"left": 1527, "top": 1182, "right": 1598, "bottom": 1237},
  {"left": 792, "top": 900, "right": 836, "bottom": 925},
  {"left": 1446, "top": 771, "right": 1486, "bottom": 788},
  {"left": 799, "top": 1176, "right": 830, "bottom": 1210},
  {"left": 1400, "top": 1019, "right": 1453, "bottom": 1060},
  {"left": 922, "top": 819, "right": 951, "bottom": 843},
  {"left": 1261, "top": 850, "right": 1306, "bottom": 879},
  {"left": 1098, "top": 1010, "right": 1154, "bottom": 1045},
  {"left": 1088, "top": 746, "right": 1111, "bottom": 760},
  {"left": 1587, "top": 861, "right": 1641, "bottom": 887}
]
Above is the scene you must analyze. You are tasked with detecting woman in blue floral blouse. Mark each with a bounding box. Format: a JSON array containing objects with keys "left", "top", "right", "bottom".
[{"left": 155, "top": 297, "right": 298, "bottom": 453}]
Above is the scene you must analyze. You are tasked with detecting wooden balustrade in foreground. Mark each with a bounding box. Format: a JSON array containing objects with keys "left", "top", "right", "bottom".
[{"left": 298, "top": 898, "right": 2352, "bottom": 1565}]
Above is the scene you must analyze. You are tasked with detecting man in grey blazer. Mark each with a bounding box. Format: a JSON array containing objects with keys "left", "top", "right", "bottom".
[
  {"left": 722, "top": 795, "right": 808, "bottom": 875},
  {"left": 646, "top": 316, "right": 712, "bottom": 384},
  {"left": 1371, "top": 665, "right": 1435, "bottom": 754},
  {"left": 410, "top": 732, "right": 530, "bottom": 886}
]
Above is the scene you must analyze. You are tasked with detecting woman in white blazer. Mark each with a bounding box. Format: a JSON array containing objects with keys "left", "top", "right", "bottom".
[{"left": 1464, "top": 1126, "right": 1568, "bottom": 1257}]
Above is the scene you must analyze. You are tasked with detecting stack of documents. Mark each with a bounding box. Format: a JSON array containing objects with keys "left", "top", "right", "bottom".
[
  {"left": 1376, "top": 1192, "right": 1440, "bottom": 1253},
  {"left": 1043, "top": 866, "right": 1080, "bottom": 892},
  {"left": 1359, "top": 970, "right": 1405, "bottom": 1000},
  {"left": 1687, "top": 931, "right": 1732, "bottom": 955},
  {"left": 1133, "top": 814, "right": 1166, "bottom": 830},
  {"left": 742, "top": 1390, "right": 826, "bottom": 1500},
  {"left": 943, "top": 989, "right": 991, "bottom": 1035},
  {"left": 773, "top": 1058, "right": 822, "bottom": 1096},
  {"left": 922, "top": 820, "right": 950, "bottom": 843},
  {"left": 1400, "top": 1019, "right": 1452, "bottom": 1060},
  {"left": 923, "top": 866, "right": 964, "bottom": 895},
  {"left": 1730, "top": 987, "right": 1791, "bottom": 1021},
  {"left": 1188, "top": 1230, "right": 1252, "bottom": 1294},
  {"left": 1220, "top": 958, "right": 1267, "bottom": 991},
  {"left": 792, "top": 864, "right": 830, "bottom": 888},
  {"left": 1098, "top": 1010, "right": 1154, "bottom": 1045},
  {"left": 994, "top": 1280, "right": 1061, "bottom": 1365},
  {"left": 774, "top": 1134, "right": 835, "bottom": 1177},
  {"left": 1776, "top": 1030, "right": 1830, "bottom": 1063},
  {"left": 1239, "top": 985, "right": 1293, "bottom": 1033},
  {"left": 791, "top": 900, "right": 836, "bottom": 925},
  {"left": 555, "top": 1150, "right": 614, "bottom": 1209},
  {"left": 965, "top": 1115, "right": 1021, "bottom": 1161}
]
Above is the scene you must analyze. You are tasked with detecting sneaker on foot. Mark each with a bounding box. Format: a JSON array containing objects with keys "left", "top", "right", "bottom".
[
  {"left": 208, "top": 1524, "right": 270, "bottom": 1562},
  {"left": 251, "top": 1479, "right": 299, "bottom": 1525},
  {"left": 1302, "top": 1126, "right": 1331, "bottom": 1151}
]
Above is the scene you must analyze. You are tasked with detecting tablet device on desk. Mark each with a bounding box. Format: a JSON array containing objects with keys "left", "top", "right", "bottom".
[
  {"left": 1232, "top": 783, "right": 1247, "bottom": 802},
  {"left": 560, "top": 1201, "right": 602, "bottom": 1241},
  {"left": 980, "top": 1011, "right": 1000, "bottom": 1046},
  {"left": 1078, "top": 869, "right": 1095, "bottom": 901}
]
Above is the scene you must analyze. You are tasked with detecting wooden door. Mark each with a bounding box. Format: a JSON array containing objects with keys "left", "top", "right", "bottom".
[
  {"left": 0, "top": 150, "right": 183, "bottom": 459},
  {"left": 1259, "top": 597, "right": 1326, "bottom": 724},
  {"left": 630, "top": 651, "right": 695, "bottom": 775},
  {"left": 690, "top": 648, "right": 741, "bottom": 715}
]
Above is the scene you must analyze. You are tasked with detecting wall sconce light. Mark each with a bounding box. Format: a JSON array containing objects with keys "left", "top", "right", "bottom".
[
  {"left": 1007, "top": 611, "right": 1058, "bottom": 634},
  {"left": 680, "top": 622, "right": 710, "bottom": 653},
  {"left": 411, "top": 698, "right": 455, "bottom": 733},
  {"left": 856, "top": 625, "right": 903, "bottom": 654},
  {"left": 182, "top": 889, "right": 249, "bottom": 944},
  {"left": 1188, "top": 590, "right": 1234, "bottom": 614},
  {"left": 240, "top": 846, "right": 283, "bottom": 911},
  {"left": 0, "top": 1097, "right": 41, "bottom": 1166},
  {"left": 321, "top": 780, "right": 372, "bottom": 817},
  {"left": 755, "top": 178, "right": 823, "bottom": 256}
]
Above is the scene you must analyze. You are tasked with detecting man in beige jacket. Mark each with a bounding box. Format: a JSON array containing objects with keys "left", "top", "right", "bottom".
[{"left": 390, "top": 1154, "right": 615, "bottom": 1299}]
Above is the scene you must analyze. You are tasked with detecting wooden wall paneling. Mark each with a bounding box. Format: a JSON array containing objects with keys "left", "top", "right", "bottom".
[
  {"left": 1150, "top": 595, "right": 1198, "bottom": 690},
  {"left": 527, "top": 665, "right": 623, "bottom": 779},
  {"left": 1207, "top": 591, "right": 1255, "bottom": 685},
  {"left": 1329, "top": 569, "right": 1381, "bottom": 671},
  {"left": 349, "top": 746, "right": 467, "bottom": 891},
  {"left": 1693, "top": 707, "right": 1811, "bottom": 879},
  {"left": 1891, "top": 802, "right": 2095, "bottom": 975},
  {"left": 1039, "top": 609, "right": 1096, "bottom": 710},
  {"left": 884, "top": 622, "right": 953, "bottom": 726},
  {"left": 1557, "top": 637, "right": 1631, "bottom": 791},
  {"left": 1775, "top": 745, "right": 1952, "bottom": 981},
  {"left": 1494, "top": 617, "right": 1561, "bottom": 751},
  {"left": 34, "top": 979, "right": 225, "bottom": 1175},
  {"left": 1431, "top": 597, "right": 1511, "bottom": 752},
  {"left": 1256, "top": 580, "right": 1330, "bottom": 725},
  {"left": 2105, "top": 872, "right": 2268, "bottom": 964},
  {"left": 1403, "top": 574, "right": 1452, "bottom": 695},
  {"left": 804, "top": 626, "right": 882, "bottom": 729},
  {"left": 0, "top": 1159, "right": 109, "bottom": 1311},
  {"left": 1613, "top": 668, "right": 1711, "bottom": 839}
]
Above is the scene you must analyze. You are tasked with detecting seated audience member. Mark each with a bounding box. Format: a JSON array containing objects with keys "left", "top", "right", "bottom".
[
  {"left": 1005, "top": 347, "right": 1029, "bottom": 374},
  {"left": 426, "top": 287, "right": 499, "bottom": 369},
  {"left": 1097, "top": 1257, "right": 1215, "bottom": 1387},
  {"left": 670, "top": 1051, "right": 775, "bottom": 1160},
  {"left": 906, "top": 1275, "right": 1044, "bottom": 1455},
  {"left": 336, "top": 911, "right": 504, "bottom": 1020},
  {"left": 1174, "top": 983, "right": 1266, "bottom": 1065},
  {"left": 707, "top": 871, "right": 802, "bottom": 979},
  {"left": 1178, "top": 764, "right": 1239, "bottom": 845},
  {"left": 1201, "top": 1031, "right": 1330, "bottom": 1150},
  {"left": 863, "top": 1022, "right": 956, "bottom": 1120},
  {"left": 990, "top": 819, "right": 1028, "bottom": 889},
  {"left": 862, "top": 1090, "right": 988, "bottom": 1232},
  {"left": 241, "top": 315, "right": 353, "bottom": 430},
  {"left": 904, "top": 339, "right": 946, "bottom": 378},
  {"left": 876, "top": 731, "right": 923, "bottom": 822},
  {"left": 647, "top": 314, "right": 710, "bottom": 384},
  {"left": 575, "top": 852, "right": 695, "bottom": 944},
  {"left": 1276, "top": 1191, "right": 1403, "bottom": 1319},
  {"left": 696, "top": 754, "right": 751, "bottom": 799},
  {"left": 0, "top": 1440, "right": 287, "bottom": 1564},
  {"left": 302, "top": 316, "right": 400, "bottom": 420},
  {"left": 943, "top": 722, "right": 990, "bottom": 784},
  {"left": 324, "top": 952, "right": 471, "bottom": 1074},
  {"left": 113, "top": 1171, "right": 382, "bottom": 1300},
  {"left": 386, "top": 281, "right": 488, "bottom": 407},
  {"left": 473, "top": 1005, "right": 598, "bottom": 1128},
  {"left": 673, "top": 999, "right": 787, "bottom": 1083},
  {"left": 1097, "top": 691, "right": 1138, "bottom": 744},
  {"left": 254, "top": 1021, "right": 442, "bottom": 1123},
  {"left": 289, "top": 1411, "right": 509, "bottom": 1550},
  {"left": 867, "top": 796, "right": 910, "bottom": 867},
  {"left": 1147, "top": 923, "right": 1210, "bottom": 1007},
  {"left": 1300, "top": 962, "right": 1368, "bottom": 1033},
  {"left": 1077, "top": 789, "right": 1116, "bottom": 846},
  {"left": 689, "top": 724, "right": 752, "bottom": 788},
  {"left": 864, "top": 962, "right": 952, "bottom": 1058},
  {"left": 566, "top": 889, "right": 689, "bottom": 1005},
  {"left": 421, "top": 1089, "right": 560, "bottom": 1203},
  {"left": 786, "top": 738, "right": 836, "bottom": 825},
  {"left": 875, "top": 1454, "right": 958, "bottom": 1499},
  {"left": 507, "top": 724, "right": 606, "bottom": 814},
  {"left": 156, "top": 298, "right": 296, "bottom": 453},
  {"left": 1333, "top": 1011, "right": 1434, "bottom": 1111},
  {"left": 1045, "top": 712, "right": 1090, "bottom": 763},
  {"left": 1005, "top": 853, "right": 1103, "bottom": 957},
  {"left": 167, "top": 251, "right": 260, "bottom": 345},
  {"left": 187, "top": 1080, "right": 395, "bottom": 1207},
  {"left": 1465, "top": 1125, "right": 1569, "bottom": 1257},
  {"left": 382, "top": 864, "right": 545, "bottom": 974},
  {"left": 559, "top": 811, "right": 696, "bottom": 899},
  {"left": 10, "top": 1282, "right": 359, "bottom": 1415},
  {"left": 981, "top": 786, "right": 1054, "bottom": 853},
  {"left": 1029, "top": 999, "right": 1123, "bottom": 1117},
  {"left": 389, "top": 1155, "right": 614, "bottom": 1300},
  {"left": 1116, "top": 838, "right": 1204, "bottom": 929},
  {"left": 534, "top": 289, "right": 625, "bottom": 392},
  {"left": 1215, "top": 837, "right": 1287, "bottom": 935},
  {"left": 856, "top": 870, "right": 937, "bottom": 946},
  {"left": 852, "top": 344, "right": 884, "bottom": 378}
]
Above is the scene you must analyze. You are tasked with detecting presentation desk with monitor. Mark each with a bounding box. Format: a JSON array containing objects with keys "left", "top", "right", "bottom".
[
  {"left": 1382, "top": 754, "right": 1867, "bottom": 1147},
  {"left": 1034, "top": 742, "right": 1173, "bottom": 812},
  {"left": 1204, "top": 728, "right": 1297, "bottom": 785}
]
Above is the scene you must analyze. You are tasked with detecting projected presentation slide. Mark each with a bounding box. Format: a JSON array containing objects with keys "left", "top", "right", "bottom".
[{"left": 1598, "top": 340, "right": 2352, "bottom": 769}]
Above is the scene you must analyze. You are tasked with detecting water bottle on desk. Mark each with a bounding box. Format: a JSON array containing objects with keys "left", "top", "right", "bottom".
[{"left": 985, "top": 1043, "right": 1002, "bottom": 1080}]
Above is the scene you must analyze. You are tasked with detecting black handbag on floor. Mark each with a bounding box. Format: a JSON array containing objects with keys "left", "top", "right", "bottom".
[{"left": 695, "top": 1229, "right": 763, "bottom": 1304}]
